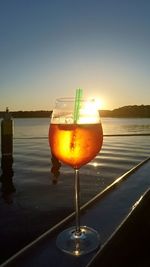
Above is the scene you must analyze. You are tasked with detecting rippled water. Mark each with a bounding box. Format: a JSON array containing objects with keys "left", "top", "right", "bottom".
[
  {"left": 1, "top": 118, "right": 150, "bottom": 198},
  {"left": 11, "top": 118, "right": 150, "bottom": 202}
]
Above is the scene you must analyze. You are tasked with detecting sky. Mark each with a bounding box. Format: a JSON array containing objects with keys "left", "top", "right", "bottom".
[{"left": 0, "top": 0, "right": 150, "bottom": 111}]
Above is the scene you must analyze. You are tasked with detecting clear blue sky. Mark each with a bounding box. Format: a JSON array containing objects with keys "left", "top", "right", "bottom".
[{"left": 0, "top": 0, "right": 150, "bottom": 111}]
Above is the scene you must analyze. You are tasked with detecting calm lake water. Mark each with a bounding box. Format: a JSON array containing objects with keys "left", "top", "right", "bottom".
[
  {"left": 0, "top": 117, "right": 150, "bottom": 263},
  {"left": 0, "top": 117, "right": 150, "bottom": 198},
  {"left": 0, "top": 116, "right": 149, "bottom": 197},
  {"left": 0, "top": 117, "right": 150, "bottom": 196}
]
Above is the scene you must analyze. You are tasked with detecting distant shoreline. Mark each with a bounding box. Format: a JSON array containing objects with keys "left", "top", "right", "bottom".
[
  {"left": 100, "top": 105, "right": 150, "bottom": 118},
  {"left": 0, "top": 105, "right": 150, "bottom": 118}
]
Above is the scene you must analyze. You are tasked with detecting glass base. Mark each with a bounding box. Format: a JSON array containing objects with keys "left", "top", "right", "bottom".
[{"left": 56, "top": 226, "right": 101, "bottom": 256}]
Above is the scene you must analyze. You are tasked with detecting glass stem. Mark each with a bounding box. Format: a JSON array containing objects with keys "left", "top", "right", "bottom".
[{"left": 74, "top": 168, "right": 81, "bottom": 235}]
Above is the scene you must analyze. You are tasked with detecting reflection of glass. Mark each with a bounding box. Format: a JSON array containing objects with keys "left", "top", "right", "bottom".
[{"left": 49, "top": 97, "right": 103, "bottom": 255}]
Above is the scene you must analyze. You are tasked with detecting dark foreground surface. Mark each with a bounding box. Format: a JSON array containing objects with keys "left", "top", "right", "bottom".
[
  {"left": 87, "top": 188, "right": 150, "bottom": 267},
  {"left": 0, "top": 181, "right": 72, "bottom": 265},
  {"left": 0, "top": 158, "right": 149, "bottom": 267}
]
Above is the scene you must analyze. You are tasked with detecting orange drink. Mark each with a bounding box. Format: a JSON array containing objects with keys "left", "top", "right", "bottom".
[
  {"left": 49, "top": 123, "right": 103, "bottom": 169},
  {"left": 49, "top": 94, "right": 103, "bottom": 255}
]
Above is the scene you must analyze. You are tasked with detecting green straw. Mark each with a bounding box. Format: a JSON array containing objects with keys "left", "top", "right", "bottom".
[{"left": 73, "top": 88, "right": 83, "bottom": 123}]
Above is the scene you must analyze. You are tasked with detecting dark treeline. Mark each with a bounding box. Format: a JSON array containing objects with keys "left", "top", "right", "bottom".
[
  {"left": 0, "top": 105, "right": 150, "bottom": 118},
  {"left": 0, "top": 110, "right": 52, "bottom": 118},
  {"left": 101, "top": 105, "right": 150, "bottom": 118}
]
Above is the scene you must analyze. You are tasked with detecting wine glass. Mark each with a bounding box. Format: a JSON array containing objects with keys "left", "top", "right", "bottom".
[{"left": 48, "top": 94, "right": 103, "bottom": 256}]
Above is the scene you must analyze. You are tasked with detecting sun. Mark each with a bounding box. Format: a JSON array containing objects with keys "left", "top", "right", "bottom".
[
  {"left": 88, "top": 97, "right": 105, "bottom": 110},
  {"left": 78, "top": 98, "right": 103, "bottom": 124},
  {"left": 95, "top": 98, "right": 104, "bottom": 110}
]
